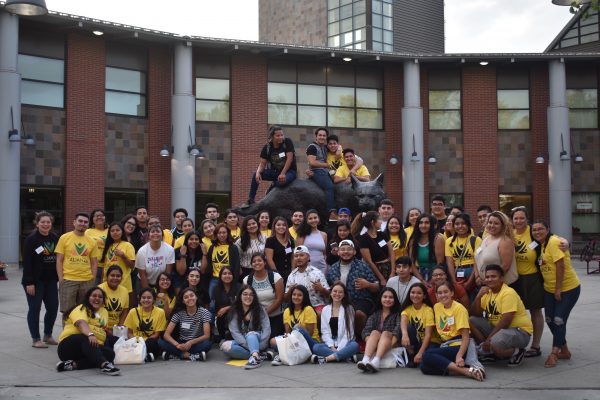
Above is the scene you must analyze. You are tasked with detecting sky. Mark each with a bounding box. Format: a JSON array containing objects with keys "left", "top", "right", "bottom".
[{"left": 45, "top": 0, "right": 576, "bottom": 53}]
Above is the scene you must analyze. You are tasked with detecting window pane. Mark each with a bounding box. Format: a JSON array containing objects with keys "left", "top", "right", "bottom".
[
  {"left": 340, "top": 17, "right": 353, "bottom": 32},
  {"left": 429, "top": 90, "right": 461, "bottom": 110},
  {"left": 356, "top": 88, "right": 382, "bottom": 108},
  {"left": 21, "top": 81, "right": 64, "bottom": 108},
  {"left": 328, "top": 0, "right": 339, "bottom": 9},
  {"left": 106, "top": 67, "right": 146, "bottom": 94},
  {"left": 268, "top": 104, "right": 296, "bottom": 125},
  {"left": 383, "top": 2, "right": 393, "bottom": 16},
  {"left": 18, "top": 54, "right": 64, "bottom": 83},
  {"left": 497, "top": 89, "right": 529, "bottom": 109},
  {"left": 340, "top": 0, "right": 352, "bottom": 5},
  {"left": 567, "top": 89, "right": 598, "bottom": 108},
  {"left": 357, "top": 108, "right": 383, "bottom": 129},
  {"left": 196, "top": 100, "right": 229, "bottom": 122},
  {"left": 498, "top": 110, "right": 530, "bottom": 129},
  {"left": 373, "top": 14, "right": 383, "bottom": 28},
  {"left": 328, "top": 86, "right": 355, "bottom": 107},
  {"left": 581, "top": 33, "right": 599, "bottom": 44},
  {"left": 560, "top": 37, "right": 579, "bottom": 48},
  {"left": 499, "top": 194, "right": 532, "bottom": 218},
  {"left": 354, "top": 0, "right": 366, "bottom": 14},
  {"left": 581, "top": 24, "right": 598, "bottom": 35},
  {"left": 383, "top": 30, "right": 393, "bottom": 44},
  {"left": 196, "top": 78, "right": 229, "bottom": 100},
  {"left": 342, "top": 31, "right": 353, "bottom": 45},
  {"left": 340, "top": 4, "right": 352, "bottom": 19},
  {"left": 329, "top": 22, "right": 340, "bottom": 36},
  {"left": 569, "top": 110, "right": 598, "bottom": 128},
  {"left": 373, "top": 28, "right": 382, "bottom": 42},
  {"left": 572, "top": 193, "right": 600, "bottom": 233},
  {"left": 383, "top": 16, "right": 393, "bottom": 30},
  {"left": 355, "top": 28, "right": 366, "bottom": 42},
  {"left": 268, "top": 82, "right": 296, "bottom": 103},
  {"left": 298, "top": 106, "right": 326, "bottom": 126},
  {"left": 329, "top": 35, "right": 340, "bottom": 47},
  {"left": 383, "top": 43, "right": 393, "bottom": 52},
  {"left": 354, "top": 13, "right": 366, "bottom": 28},
  {"left": 372, "top": 0, "right": 382, "bottom": 13},
  {"left": 298, "top": 85, "right": 326, "bottom": 105},
  {"left": 328, "top": 8, "right": 339, "bottom": 23},
  {"left": 429, "top": 110, "right": 461, "bottom": 130},
  {"left": 372, "top": 41, "right": 383, "bottom": 51},
  {"left": 328, "top": 107, "right": 355, "bottom": 127},
  {"left": 354, "top": 42, "right": 365, "bottom": 50},
  {"left": 106, "top": 91, "right": 146, "bottom": 116}
]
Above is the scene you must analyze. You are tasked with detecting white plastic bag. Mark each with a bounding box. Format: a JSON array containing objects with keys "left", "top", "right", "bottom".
[
  {"left": 379, "top": 347, "right": 409, "bottom": 368},
  {"left": 112, "top": 325, "right": 128, "bottom": 339},
  {"left": 275, "top": 330, "right": 311, "bottom": 366},
  {"left": 113, "top": 336, "right": 147, "bottom": 365}
]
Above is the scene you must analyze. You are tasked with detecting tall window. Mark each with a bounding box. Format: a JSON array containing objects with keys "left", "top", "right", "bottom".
[
  {"left": 105, "top": 44, "right": 147, "bottom": 117},
  {"left": 428, "top": 69, "right": 461, "bottom": 130},
  {"left": 572, "top": 193, "right": 600, "bottom": 234},
  {"left": 566, "top": 67, "right": 598, "bottom": 129},
  {"left": 499, "top": 194, "right": 532, "bottom": 219},
  {"left": 372, "top": 0, "right": 393, "bottom": 52},
  {"left": 268, "top": 62, "right": 383, "bottom": 129},
  {"left": 195, "top": 56, "right": 230, "bottom": 122},
  {"left": 18, "top": 29, "right": 64, "bottom": 108},
  {"left": 497, "top": 68, "right": 530, "bottom": 130},
  {"left": 105, "top": 189, "right": 146, "bottom": 224},
  {"left": 327, "top": 0, "right": 367, "bottom": 50}
]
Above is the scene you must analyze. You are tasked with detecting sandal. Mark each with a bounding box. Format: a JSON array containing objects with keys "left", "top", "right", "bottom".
[
  {"left": 544, "top": 352, "right": 558, "bottom": 368},
  {"left": 32, "top": 340, "right": 48, "bottom": 349},
  {"left": 468, "top": 366, "right": 485, "bottom": 381},
  {"left": 43, "top": 336, "right": 58, "bottom": 346},
  {"left": 558, "top": 349, "right": 571, "bottom": 360},
  {"left": 524, "top": 346, "right": 541, "bottom": 358}
]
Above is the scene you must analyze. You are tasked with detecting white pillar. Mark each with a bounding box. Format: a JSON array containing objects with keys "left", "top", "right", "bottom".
[
  {"left": 401, "top": 60, "right": 424, "bottom": 217},
  {"left": 171, "top": 43, "right": 196, "bottom": 223},
  {"left": 547, "top": 59, "right": 572, "bottom": 242},
  {"left": 0, "top": 11, "right": 20, "bottom": 266}
]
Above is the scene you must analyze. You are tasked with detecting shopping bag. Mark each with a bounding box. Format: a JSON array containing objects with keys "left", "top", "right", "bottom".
[
  {"left": 112, "top": 325, "right": 128, "bottom": 339},
  {"left": 113, "top": 336, "right": 147, "bottom": 365},
  {"left": 379, "top": 347, "right": 409, "bottom": 368},
  {"left": 275, "top": 330, "right": 311, "bottom": 366}
]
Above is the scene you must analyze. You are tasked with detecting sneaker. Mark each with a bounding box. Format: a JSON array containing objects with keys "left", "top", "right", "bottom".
[
  {"left": 162, "top": 351, "right": 177, "bottom": 361},
  {"left": 189, "top": 352, "right": 206, "bottom": 362},
  {"left": 56, "top": 360, "right": 75, "bottom": 372},
  {"left": 357, "top": 360, "right": 368, "bottom": 371},
  {"left": 271, "top": 355, "right": 282, "bottom": 366},
  {"left": 100, "top": 362, "right": 121, "bottom": 376},
  {"left": 244, "top": 355, "right": 262, "bottom": 369},
  {"left": 310, "top": 354, "right": 326, "bottom": 364},
  {"left": 349, "top": 354, "right": 359, "bottom": 363},
  {"left": 145, "top": 353, "right": 154, "bottom": 362},
  {"left": 260, "top": 350, "right": 274, "bottom": 361},
  {"left": 508, "top": 348, "right": 526, "bottom": 367},
  {"left": 366, "top": 359, "right": 380, "bottom": 373},
  {"left": 478, "top": 354, "right": 497, "bottom": 363}
]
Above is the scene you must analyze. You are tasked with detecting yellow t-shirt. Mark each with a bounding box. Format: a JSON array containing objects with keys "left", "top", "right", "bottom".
[
  {"left": 434, "top": 301, "right": 469, "bottom": 343},
  {"left": 404, "top": 226, "right": 414, "bottom": 242},
  {"left": 261, "top": 229, "right": 272, "bottom": 238},
  {"left": 59, "top": 305, "right": 108, "bottom": 345},
  {"left": 513, "top": 226, "right": 538, "bottom": 276},
  {"left": 327, "top": 150, "right": 345, "bottom": 171},
  {"left": 389, "top": 233, "right": 407, "bottom": 261},
  {"left": 56, "top": 232, "right": 99, "bottom": 281},
  {"left": 401, "top": 304, "right": 441, "bottom": 343},
  {"left": 334, "top": 164, "right": 370, "bottom": 181},
  {"left": 283, "top": 306, "right": 320, "bottom": 341},
  {"left": 173, "top": 235, "right": 185, "bottom": 250},
  {"left": 210, "top": 243, "right": 231, "bottom": 278},
  {"left": 98, "top": 282, "right": 129, "bottom": 328},
  {"left": 124, "top": 306, "right": 167, "bottom": 338},
  {"left": 155, "top": 293, "right": 176, "bottom": 312},
  {"left": 479, "top": 284, "right": 533, "bottom": 334},
  {"left": 163, "top": 229, "right": 174, "bottom": 246},
  {"left": 540, "top": 235, "right": 580, "bottom": 293},
  {"left": 229, "top": 227, "right": 241, "bottom": 242},
  {"left": 202, "top": 236, "right": 213, "bottom": 249},
  {"left": 85, "top": 228, "right": 108, "bottom": 254},
  {"left": 289, "top": 227, "right": 298, "bottom": 240},
  {"left": 100, "top": 241, "right": 136, "bottom": 292},
  {"left": 444, "top": 235, "right": 481, "bottom": 268}
]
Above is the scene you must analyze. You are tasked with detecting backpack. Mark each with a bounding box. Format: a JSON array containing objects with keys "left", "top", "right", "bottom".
[{"left": 247, "top": 269, "right": 276, "bottom": 292}]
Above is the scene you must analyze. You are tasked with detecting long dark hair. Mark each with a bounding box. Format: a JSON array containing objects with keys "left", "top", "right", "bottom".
[
  {"left": 384, "top": 215, "right": 407, "bottom": 248},
  {"left": 532, "top": 220, "right": 553, "bottom": 252},
  {"left": 101, "top": 222, "right": 125, "bottom": 263},
  {"left": 213, "top": 266, "right": 239, "bottom": 308},
  {"left": 157, "top": 272, "right": 176, "bottom": 299},
  {"left": 448, "top": 213, "right": 473, "bottom": 248},
  {"left": 376, "top": 287, "right": 401, "bottom": 314},
  {"left": 332, "top": 220, "right": 354, "bottom": 244},
  {"left": 400, "top": 282, "right": 433, "bottom": 311},
  {"left": 173, "top": 287, "right": 200, "bottom": 313},
  {"left": 351, "top": 210, "right": 379, "bottom": 237},
  {"left": 63, "top": 286, "right": 106, "bottom": 321},
  {"left": 90, "top": 208, "right": 108, "bottom": 229},
  {"left": 296, "top": 209, "right": 320, "bottom": 238},
  {"left": 404, "top": 207, "right": 422, "bottom": 228},
  {"left": 183, "top": 230, "right": 202, "bottom": 254},
  {"left": 329, "top": 281, "right": 355, "bottom": 341},
  {"left": 214, "top": 223, "right": 234, "bottom": 245},
  {"left": 286, "top": 284, "right": 313, "bottom": 314},
  {"left": 409, "top": 214, "right": 438, "bottom": 265},
  {"left": 229, "top": 285, "right": 263, "bottom": 332},
  {"left": 240, "top": 215, "right": 262, "bottom": 251}
]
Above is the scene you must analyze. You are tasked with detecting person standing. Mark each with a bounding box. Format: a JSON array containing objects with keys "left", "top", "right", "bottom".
[
  {"left": 22, "top": 211, "right": 59, "bottom": 348},
  {"left": 171, "top": 208, "right": 189, "bottom": 242},
  {"left": 56, "top": 213, "right": 99, "bottom": 315}
]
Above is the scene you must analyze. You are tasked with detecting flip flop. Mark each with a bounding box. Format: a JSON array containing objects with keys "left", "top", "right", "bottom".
[
  {"left": 44, "top": 337, "right": 58, "bottom": 345},
  {"left": 32, "top": 341, "right": 48, "bottom": 348},
  {"left": 468, "top": 366, "right": 485, "bottom": 381},
  {"left": 524, "top": 347, "right": 541, "bottom": 358}
]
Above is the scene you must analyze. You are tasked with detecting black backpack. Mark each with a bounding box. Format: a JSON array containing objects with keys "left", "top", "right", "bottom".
[{"left": 247, "top": 270, "right": 276, "bottom": 292}]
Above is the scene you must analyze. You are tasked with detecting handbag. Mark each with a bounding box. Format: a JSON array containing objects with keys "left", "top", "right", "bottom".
[
  {"left": 113, "top": 336, "right": 147, "bottom": 365},
  {"left": 274, "top": 330, "right": 311, "bottom": 366}
]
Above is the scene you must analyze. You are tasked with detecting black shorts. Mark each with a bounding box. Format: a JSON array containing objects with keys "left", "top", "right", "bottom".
[
  {"left": 510, "top": 273, "right": 544, "bottom": 310},
  {"left": 352, "top": 297, "right": 376, "bottom": 316}
]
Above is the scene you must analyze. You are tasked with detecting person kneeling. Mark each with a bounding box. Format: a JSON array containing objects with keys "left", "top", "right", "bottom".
[
  {"left": 220, "top": 285, "right": 271, "bottom": 369},
  {"left": 469, "top": 264, "right": 532, "bottom": 367}
]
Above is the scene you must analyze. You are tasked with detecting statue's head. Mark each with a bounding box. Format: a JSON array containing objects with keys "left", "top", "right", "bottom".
[{"left": 351, "top": 174, "right": 385, "bottom": 212}]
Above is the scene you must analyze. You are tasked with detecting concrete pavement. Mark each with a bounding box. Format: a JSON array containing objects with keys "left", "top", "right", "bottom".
[{"left": 1, "top": 260, "right": 599, "bottom": 399}]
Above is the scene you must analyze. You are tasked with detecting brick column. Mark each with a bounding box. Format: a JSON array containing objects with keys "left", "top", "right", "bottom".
[
  {"left": 147, "top": 46, "right": 172, "bottom": 225},
  {"left": 383, "top": 65, "right": 403, "bottom": 211},
  {"left": 530, "top": 64, "right": 550, "bottom": 222},
  {"left": 64, "top": 33, "right": 105, "bottom": 223},
  {"left": 230, "top": 55, "right": 268, "bottom": 206},
  {"left": 462, "top": 65, "right": 499, "bottom": 215}
]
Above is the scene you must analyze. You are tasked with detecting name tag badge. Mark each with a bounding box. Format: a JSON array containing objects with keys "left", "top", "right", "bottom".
[
  {"left": 457, "top": 271, "right": 465, "bottom": 278},
  {"left": 35, "top": 246, "right": 44, "bottom": 254},
  {"left": 447, "top": 316, "right": 455, "bottom": 326},
  {"left": 278, "top": 152, "right": 285, "bottom": 158},
  {"left": 285, "top": 247, "right": 292, "bottom": 254},
  {"left": 528, "top": 241, "right": 539, "bottom": 250},
  {"left": 378, "top": 240, "right": 387, "bottom": 247},
  {"left": 181, "top": 322, "right": 191, "bottom": 330},
  {"left": 475, "top": 247, "right": 483, "bottom": 255}
]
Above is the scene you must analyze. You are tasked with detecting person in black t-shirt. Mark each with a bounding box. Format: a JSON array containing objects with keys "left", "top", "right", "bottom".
[{"left": 246, "top": 125, "right": 297, "bottom": 205}]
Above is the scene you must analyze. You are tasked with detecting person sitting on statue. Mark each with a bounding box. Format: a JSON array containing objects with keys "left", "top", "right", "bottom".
[
  {"left": 333, "top": 148, "right": 371, "bottom": 184},
  {"left": 305, "top": 127, "right": 336, "bottom": 215},
  {"left": 245, "top": 125, "right": 297, "bottom": 206}
]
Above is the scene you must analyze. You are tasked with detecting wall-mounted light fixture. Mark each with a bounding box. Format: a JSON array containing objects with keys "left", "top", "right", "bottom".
[
  {"left": 535, "top": 154, "right": 545, "bottom": 164},
  {"left": 4, "top": 0, "right": 47, "bottom": 16},
  {"left": 574, "top": 153, "right": 584, "bottom": 163},
  {"left": 7, "top": 107, "right": 35, "bottom": 146},
  {"left": 389, "top": 154, "right": 399, "bottom": 165},
  {"left": 410, "top": 134, "right": 420, "bottom": 162},
  {"left": 187, "top": 126, "right": 205, "bottom": 159},
  {"left": 560, "top": 133, "right": 569, "bottom": 161},
  {"left": 428, "top": 153, "right": 437, "bottom": 165}
]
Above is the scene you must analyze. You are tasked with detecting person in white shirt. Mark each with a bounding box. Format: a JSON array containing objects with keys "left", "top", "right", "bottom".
[
  {"left": 285, "top": 245, "right": 330, "bottom": 314},
  {"left": 135, "top": 225, "right": 175, "bottom": 288}
]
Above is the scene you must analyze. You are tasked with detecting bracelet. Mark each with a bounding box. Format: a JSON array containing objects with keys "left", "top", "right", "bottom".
[{"left": 87, "top": 332, "right": 95, "bottom": 337}]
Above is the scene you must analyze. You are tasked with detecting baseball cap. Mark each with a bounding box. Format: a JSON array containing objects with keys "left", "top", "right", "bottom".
[
  {"left": 337, "top": 208, "right": 352, "bottom": 216},
  {"left": 339, "top": 240, "right": 354, "bottom": 248},
  {"left": 294, "top": 245, "right": 310, "bottom": 254}
]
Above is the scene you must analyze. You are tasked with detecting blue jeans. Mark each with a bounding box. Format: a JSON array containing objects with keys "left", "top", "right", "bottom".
[
  {"left": 209, "top": 277, "right": 219, "bottom": 300},
  {"left": 248, "top": 169, "right": 296, "bottom": 201},
  {"left": 293, "top": 326, "right": 319, "bottom": 351},
  {"left": 544, "top": 285, "right": 580, "bottom": 347},
  {"left": 420, "top": 345, "right": 461, "bottom": 375},
  {"left": 312, "top": 340, "right": 359, "bottom": 361},
  {"left": 310, "top": 169, "right": 335, "bottom": 211},
  {"left": 158, "top": 338, "right": 212, "bottom": 358},
  {"left": 23, "top": 281, "right": 58, "bottom": 341},
  {"left": 222, "top": 332, "right": 261, "bottom": 359}
]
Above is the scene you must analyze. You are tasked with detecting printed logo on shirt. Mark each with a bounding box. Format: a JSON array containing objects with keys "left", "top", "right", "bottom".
[
  {"left": 106, "top": 297, "right": 122, "bottom": 312},
  {"left": 484, "top": 299, "right": 499, "bottom": 322},
  {"left": 139, "top": 317, "right": 154, "bottom": 333},
  {"left": 73, "top": 243, "right": 90, "bottom": 257},
  {"left": 147, "top": 256, "right": 165, "bottom": 270},
  {"left": 411, "top": 315, "right": 424, "bottom": 335},
  {"left": 438, "top": 315, "right": 452, "bottom": 333},
  {"left": 213, "top": 249, "right": 230, "bottom": 267},
  {"left": 43, "top": 242, "right": 56, "bottom": 255}
]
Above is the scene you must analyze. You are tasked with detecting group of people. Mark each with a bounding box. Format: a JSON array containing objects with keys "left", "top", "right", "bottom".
[{"left": 20, "top": 126, "right": 580, "bottom": 378}]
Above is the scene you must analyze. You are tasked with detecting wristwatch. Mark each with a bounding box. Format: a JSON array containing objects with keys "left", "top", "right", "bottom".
[{"left": 87, "top": 332, "right": 95, "bottom": 337}]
